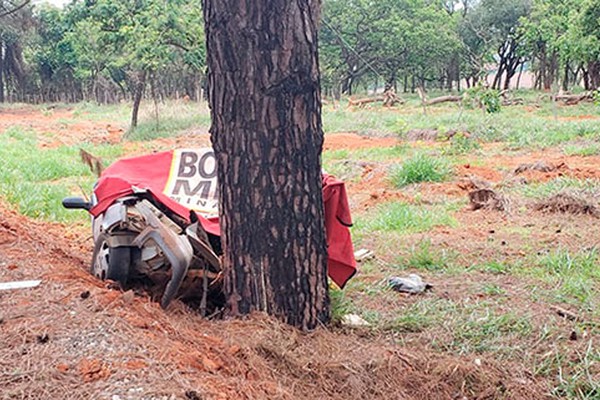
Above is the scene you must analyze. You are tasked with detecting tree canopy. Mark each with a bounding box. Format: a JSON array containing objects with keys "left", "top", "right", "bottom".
[{"left": 1, "top": 0, "right": 599, "bottom": 119}]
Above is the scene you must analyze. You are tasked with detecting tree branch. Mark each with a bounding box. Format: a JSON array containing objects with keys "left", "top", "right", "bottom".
[{"left": 0, "top": 0, "right": 30, "bottom": 18}]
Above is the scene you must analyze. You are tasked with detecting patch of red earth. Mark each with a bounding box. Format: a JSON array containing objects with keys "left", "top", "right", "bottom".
[
  {"left": 456, "top": 164, "right": 504, "bottom": 183},
  {"left": 77, "top": 358, "right": 111, "bottom": 382},
  {"left": 0, "top": 107, "right": 128, "bottom": 146},
  {"left": 469, "top": 149, "right": 600, "bottom": 183},
  {"left": 324, "top": 133, "right": 398, "bottom": 151}
]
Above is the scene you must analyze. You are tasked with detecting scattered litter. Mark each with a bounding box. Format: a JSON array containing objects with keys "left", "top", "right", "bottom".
[
  {"left": 468, "top": 188, "right": 510, "bottom": 212},
  {"left": 37, "top": 333, "right": 50, "bottom": 344},
  {"left": 354, "top": 248, "right": 375, "bottom": 262},
  {"left": 514, "top": 161, "right": 560, "bottom": 174},
  {"left": 534, "top": 192, "right": 598, "bottom": 216},
  {"left": 0, "top": 280, "right": 42, "bottom": 291},
  {"left": 341, "top": 314, "right": 370, "bottom": 327},
  {"left": 185, "top": 391, "right": 202, "bottom": 400},
  {"left": 550, "top": 305, "right": 578, "bottom": 321},
  {"left": 80, "top": 290, "right": 91, "bottom": 299},
  {"left": 389, "top": 274, "right": 432, "bottom": 294},
  {"left": 474, "top": 358, "right": 482, "bottom": 366}
]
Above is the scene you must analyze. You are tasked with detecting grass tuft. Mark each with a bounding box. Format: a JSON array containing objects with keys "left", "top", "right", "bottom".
[
  {"left": 355, "top": 201, "right": 455, "bottom": 234},
  {"left": 390, "top": 153, "right": 451, "bottom": 187},
  {"left": 399, "top": 240, "right": 453, "bottom": 271}
]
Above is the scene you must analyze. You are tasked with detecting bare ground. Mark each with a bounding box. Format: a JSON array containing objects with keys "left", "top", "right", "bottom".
[{"left": 3, "top": 106, "right": 600, "bottom": 399}]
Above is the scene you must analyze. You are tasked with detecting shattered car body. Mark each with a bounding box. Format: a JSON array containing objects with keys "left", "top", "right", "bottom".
[{"left": 63, "top": 148, "right": 356, "bottom": 310}]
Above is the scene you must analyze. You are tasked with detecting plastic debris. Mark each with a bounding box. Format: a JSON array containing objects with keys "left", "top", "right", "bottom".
[
  {"left": 0, "top": 280, "right": 41, "bottom": 291},
  {"left": 341, "top": 314, "right": 370, "bottom": 327},
  {"left": 354, "top": 248, "right": 375, "bottom": 262},
  {"left": 388, "top": 274, "right": 432, "bottom": 294}
]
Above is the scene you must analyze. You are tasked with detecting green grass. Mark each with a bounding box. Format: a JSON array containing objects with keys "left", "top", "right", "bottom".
[
  {"left": 442, "top": 133, "right": 482, "bottom": 155},
  {"left": 563, "top": 143, "right": 600, "bottom": 157},
  {"left": 321, "top": 96, "right": 600, "bottom": 150},
  {"left": 397, "top": 240, "right": 455, "bottom": 272},
  {"left": 330, "top": 287, "right": 355, "bottom": 323},
  {"left": 449, "top": 309, "right": 534, "bottom": 354},
  {"left": 516, "top": 177, "right": 600, "bottom": 199},
  {"left": 128, "top": 107, "right": 211, "bottom": 141},
  {"left": 481, "top": 283, "right": 507, "bottom": 296},
  {"left": 0, "top": 126, "right": 123, "bottom": 222},
  {"left": 385, "top": 301, "right": 440, "bottom": 333},
  {"left": 536, "top": 249, "right": 600, "bottom": 308},
  {"left": 538, "top": 341, "right": 600, "bottom": 399},
  {"left": 354, "top": 201, "right": 456, "bottom": 234},
  {"left": 322, "top": 145, "right": 410, "bottom": 181},
  {"left": 390, "top": 153, "right": 451, "bottom": 187},
  {"left": 470, "top": 260, "right": 515, "bottom": 275}
]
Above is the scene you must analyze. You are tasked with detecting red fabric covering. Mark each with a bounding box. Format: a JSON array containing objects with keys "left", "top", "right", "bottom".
[
  {"left": 90, "top": 150, "right": 356, "bottom": 288},
  {"left": 322, "top": 174, "right": 357, "bottom": 288}
]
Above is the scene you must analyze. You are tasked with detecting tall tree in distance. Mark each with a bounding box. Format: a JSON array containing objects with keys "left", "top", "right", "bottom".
[{"left": 203, "top": 0, "right": 330, "bottom": 330}]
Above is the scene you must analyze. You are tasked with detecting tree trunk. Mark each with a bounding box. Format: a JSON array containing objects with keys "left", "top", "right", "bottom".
[
  {"left": 203, "top": 0, "right": 330, "bottom": 330},
  {"left": 130, "top": 70, "right": 147, "bottom": 129},
  {"left": 516, "top": 62, "right": 524, "bottom": 90},
  {"left": 0, "top": 38, "right": 4, "bottom": 103},
  {"left": 589, "top": 61, "right": 600, "bottom": 89},
  {"left": 562, "top": 61, "right": 569, "bottom": 92}
]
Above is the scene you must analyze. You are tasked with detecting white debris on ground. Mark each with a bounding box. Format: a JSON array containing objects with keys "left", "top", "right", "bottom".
[{"left": 388, "top": 274, "right": 432, "bottom": 294}]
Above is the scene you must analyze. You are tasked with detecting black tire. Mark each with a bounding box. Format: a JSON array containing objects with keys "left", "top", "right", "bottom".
[{"left": 91, "top": 233, "right": 131, "bottom": 287}]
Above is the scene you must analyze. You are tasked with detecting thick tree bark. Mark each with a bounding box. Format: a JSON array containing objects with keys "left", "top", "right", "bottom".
[
  {"left": 0, "top": 38, "right": 4, "bottom": 103},
  {"left": 203, "top": 0, "right": 330, "bottom": 330}
]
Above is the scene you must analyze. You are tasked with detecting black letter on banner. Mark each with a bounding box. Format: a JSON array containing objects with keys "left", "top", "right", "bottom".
[
  {"left": 172, "top": 180, "right": 193, "bottom": 195},
  {"left": 198, "top": 151, "right": 217, "bottom": 179},
  {"left": 191, "top": 180, "right": 212, "bottom": 198},
  {"left": 178, "top": 152, "right": 198, "bottom": 177}
]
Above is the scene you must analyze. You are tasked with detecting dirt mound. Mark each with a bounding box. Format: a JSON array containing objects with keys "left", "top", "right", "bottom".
[
  {"left": 0, "top": 200, "right": 550, "bottom": 399},
  {"left": 405, "top": 129, "right": 470, "bottom": 141},
  {"left": 514, "top": 161, "right": 560, "bottom": 174},
  {"left": 469, "top": 188, "right": 510, "bottom": 212},
  {"left": 533, "top": 192, "right": 599, "bottom": 216}
]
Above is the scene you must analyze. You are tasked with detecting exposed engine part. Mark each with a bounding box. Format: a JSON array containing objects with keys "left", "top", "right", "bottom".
[{"left": 132, "top": 200, "right": 194, "bottom": 308}]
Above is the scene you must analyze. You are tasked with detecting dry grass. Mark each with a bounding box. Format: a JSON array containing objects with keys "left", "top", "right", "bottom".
[{"left": 0, "top": 201, "right": 551, "bottom": 400}]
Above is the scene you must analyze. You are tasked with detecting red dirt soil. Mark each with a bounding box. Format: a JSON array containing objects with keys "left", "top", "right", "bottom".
[
  {"left": 324, "top": 133, "right": 399, "bottom": 151},
  {"left": 0, "top": 200, "right": 549, "bottom": 399}
]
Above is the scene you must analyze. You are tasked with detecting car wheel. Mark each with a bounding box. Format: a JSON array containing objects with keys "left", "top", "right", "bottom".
[{"left": 91, "top": 233, "right": 131, "bottom": 286}]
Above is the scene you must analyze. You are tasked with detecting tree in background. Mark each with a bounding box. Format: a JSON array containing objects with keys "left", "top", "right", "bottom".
[
  {"left": 1, "top": 0, "right": 205, "bottom": 132},
  {"left": 580, "top": 0, "right": 600, "bottom": 89},
  {"left": 1, "top": 0, "right": 599, "bottom": 109},
  {"left": 0, "top": 0, "right": 35, "bottom": 103},
  {"left": 203, "top": 0, "right": 330, "bottom": 330},
  {"left": 61, "top": 0, "right": 204, "bottom": 129}
]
